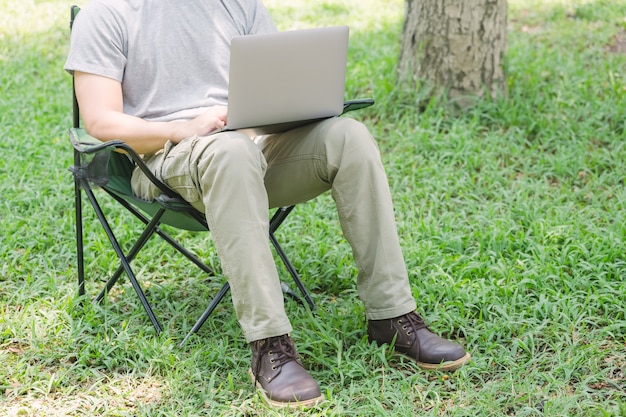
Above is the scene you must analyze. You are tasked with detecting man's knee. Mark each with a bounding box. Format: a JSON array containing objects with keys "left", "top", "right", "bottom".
[
  {"left": 194, "top": 132, "right": 267, "bottom": 178},
  {"left": 198, "top": 132, "right": 260, "bottom": 160},
  {"left": 193, "top": 132, "right": 264, "bottom": 168},
  {"left": 323, "top": 117, "right": 380, "bottom": 160}
]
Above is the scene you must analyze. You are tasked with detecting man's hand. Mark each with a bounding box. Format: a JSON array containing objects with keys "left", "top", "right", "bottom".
[{"left": 173, "top": 106, "right": 227, "bottom": 140}]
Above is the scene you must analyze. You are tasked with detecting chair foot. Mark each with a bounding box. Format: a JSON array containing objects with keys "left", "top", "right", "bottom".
[{"left": 281, "top": 282, "right": 304, "bottom": 306}]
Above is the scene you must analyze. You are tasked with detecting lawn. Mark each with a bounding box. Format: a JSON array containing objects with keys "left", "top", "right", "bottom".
[{"left": 1, "top": 0, "right": 625, "bottom": 415}]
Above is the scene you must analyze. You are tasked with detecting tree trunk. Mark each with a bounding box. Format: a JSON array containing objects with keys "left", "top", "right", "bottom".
[{"left": 398, "top": 0, "right": 507, "bottom": 108}]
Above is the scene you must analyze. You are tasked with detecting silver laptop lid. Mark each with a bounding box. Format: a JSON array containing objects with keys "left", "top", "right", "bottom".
[{"left": 226, "top": 26, "right": 349, "bottom": 131}]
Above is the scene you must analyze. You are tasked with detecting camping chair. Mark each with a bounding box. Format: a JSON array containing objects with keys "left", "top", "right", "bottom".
[{"left": 67, "top": 5, "right": 315, "bottom": 346}]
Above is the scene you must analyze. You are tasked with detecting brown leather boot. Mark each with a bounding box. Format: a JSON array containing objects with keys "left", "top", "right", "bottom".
[
  {"left": 368, "top": 312, "right": 471, "bottom": 371},
  {"left": 249, "top": 334, "right": 324, "bottom": 409}
]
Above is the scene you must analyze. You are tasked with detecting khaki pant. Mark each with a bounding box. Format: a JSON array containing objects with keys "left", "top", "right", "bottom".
[{"left": 131, "top": 117, "right": 416, "bottom": 342}]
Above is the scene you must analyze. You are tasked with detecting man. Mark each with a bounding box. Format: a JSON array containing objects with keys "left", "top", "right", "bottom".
[{"left": 65, "top": 0, "right": 471, "bottom": 409}]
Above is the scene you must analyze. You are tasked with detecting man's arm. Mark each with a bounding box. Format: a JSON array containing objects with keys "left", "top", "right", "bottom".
[{"left": 74, "top": 71, "right": 227, "bottom": 154}]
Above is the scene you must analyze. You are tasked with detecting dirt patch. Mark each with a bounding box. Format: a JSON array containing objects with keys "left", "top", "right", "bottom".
[
  {"left": 606, "top": 29, "right": 626, "bottom": 54},
  {"left": 1, "top": 375, "right": 165, "bottom": 417}
]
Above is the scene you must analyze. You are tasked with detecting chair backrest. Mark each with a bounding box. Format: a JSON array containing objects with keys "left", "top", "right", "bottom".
[{"left": 70, "top": 5, "right": 81, "bottom": 129}]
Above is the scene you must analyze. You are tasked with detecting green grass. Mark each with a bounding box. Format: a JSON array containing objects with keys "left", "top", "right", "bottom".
[{"left": 1, "top": 0, "right": 626, "bottom": 415}]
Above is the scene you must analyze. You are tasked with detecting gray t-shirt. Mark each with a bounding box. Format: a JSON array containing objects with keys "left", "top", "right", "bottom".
[{"left": 65, "top": 0, "right": 276, "bottom": 122}]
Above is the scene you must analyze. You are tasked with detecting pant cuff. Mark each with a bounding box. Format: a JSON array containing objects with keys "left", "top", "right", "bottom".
[
  {"left": 364, "top": 300, "right": 417, "bottom": 321},
  {"left": 243, "top": 321, "right": 293, "bottom": 343}
]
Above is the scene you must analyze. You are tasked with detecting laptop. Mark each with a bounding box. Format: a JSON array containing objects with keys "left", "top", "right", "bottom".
[{"left": 222, "top": 25, "right": 350, "bottom": 135}]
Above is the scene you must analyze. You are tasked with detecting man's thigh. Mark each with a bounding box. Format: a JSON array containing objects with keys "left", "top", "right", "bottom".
[
  {"left": 259, "top": 117, "right": 374, "bottom": 208},
  {"left": 131, "top": 131, "right": 256, "bottom": 207}
]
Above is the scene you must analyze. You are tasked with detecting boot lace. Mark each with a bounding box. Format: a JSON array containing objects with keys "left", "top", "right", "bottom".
[
  {"left": 400, "top": 312, "right": 429, "bottom": 336},
  {"left": 254, "top": 335, "right": 299, "bottom": 382}
]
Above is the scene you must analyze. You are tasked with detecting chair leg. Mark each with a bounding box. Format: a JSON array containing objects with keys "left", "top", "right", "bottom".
[
  {"left": 82, "top": 184, "right": 163, "bottom": 333},
  {"left": 269, "top": 232, "right": 316, "bottom": 311},
  {"left": 75, "top": 175, "right": 85, "bottom": 298},
  {"left": 270, "top": 207, "right": 316, "bottom": 311},
  {"left": 269, "top": 205, "right": 294, "bottom": 233},
  {"left": 179, "top": 282, "right": 231, "bottom": 347},
  {"left": 94, "top": 208, "right": 165, "bottom": 303}
]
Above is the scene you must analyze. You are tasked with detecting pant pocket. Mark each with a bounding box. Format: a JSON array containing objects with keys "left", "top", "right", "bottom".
[
  {"left": 159, "top": 136, "right": 202, "bottom": 204},
  {"left": 130, "top": 152, "right": 164, "bottom": 202}
]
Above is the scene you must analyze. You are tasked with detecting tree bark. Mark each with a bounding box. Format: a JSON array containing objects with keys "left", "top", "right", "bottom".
[{"left": 398, "top": 0, "right": 507, "bottom": 108}]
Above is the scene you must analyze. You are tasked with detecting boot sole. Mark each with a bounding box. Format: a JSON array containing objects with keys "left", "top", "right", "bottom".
[
  {"left": 248, "top": 368, "right": 325, "bottom": 409},
  {"left": 414, "top": 352, "right": 472, "bottom": 372}
]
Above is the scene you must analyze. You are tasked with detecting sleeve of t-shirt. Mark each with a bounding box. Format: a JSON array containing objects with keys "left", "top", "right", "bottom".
[
  {"left": 249, "top": 0, "right": 278, "bottom": 34},
  {"left": 64, "top": 1, "right": 127, "bottom": 82}
]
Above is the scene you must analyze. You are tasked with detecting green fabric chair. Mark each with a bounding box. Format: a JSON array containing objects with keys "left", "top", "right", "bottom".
[{"left": 68, "top": 5, "right": 315, "bottom": 346}]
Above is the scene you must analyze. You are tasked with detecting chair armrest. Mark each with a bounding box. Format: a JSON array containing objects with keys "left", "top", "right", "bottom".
[
  {"left": 69, "top": 127, "right": 126, "bottom": 154},
  {"left": 342, "top": 98, "right": 375, "bottom": 115},
  {"left": 69, "top": 128, "right": 178, "bottom": 198}
]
